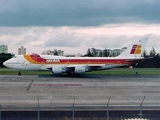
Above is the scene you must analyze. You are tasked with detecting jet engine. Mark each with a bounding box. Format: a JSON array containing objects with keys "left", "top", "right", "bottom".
[
  {"left": 52, "top": 67, "right": 62, "bottom": 74},
  {"left": 74, "top": 66, "right": 86, "bottom": 74}
]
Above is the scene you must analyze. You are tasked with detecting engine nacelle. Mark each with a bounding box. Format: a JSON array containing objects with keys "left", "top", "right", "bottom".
[
  {"left": 52, "top": 67, "right": 62, "bottom": 74},
  {"left": 74, "top": 66, "right": 86, "bottom": 74}
]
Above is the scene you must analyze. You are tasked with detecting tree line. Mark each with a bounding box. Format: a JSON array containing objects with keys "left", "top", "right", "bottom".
[
  {"left": 84, "top": 47, "right": 160, "bottom": 68},
  {"left": 84, "top": 48, "right": 111, "bottom": 57},
  {"left": 137, "top": 47, "right": 160, "bottom": 68},
  {"left": 0, "top": 53, "right": 13, "bottom": 67}
]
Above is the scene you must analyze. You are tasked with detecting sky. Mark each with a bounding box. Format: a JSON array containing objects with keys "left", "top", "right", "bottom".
[{"left": 0, "top": 0, "right": 160, "bottom": 55}]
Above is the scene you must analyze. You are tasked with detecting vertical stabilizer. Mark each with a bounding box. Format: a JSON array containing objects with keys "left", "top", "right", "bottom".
[{"left": 117, "top": 34, "right": 151, "bottom": 58}]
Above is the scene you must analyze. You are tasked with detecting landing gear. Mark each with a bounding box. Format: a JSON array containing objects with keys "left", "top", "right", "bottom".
[
  {"left": 66, "top": 71, "right": 81, "bottom": 77},
  {"left": 18, "top": 71, "right": 21, "bottom": 76},
  {"left": 66, "top": 71, "right": 73, "bottom": 76}
]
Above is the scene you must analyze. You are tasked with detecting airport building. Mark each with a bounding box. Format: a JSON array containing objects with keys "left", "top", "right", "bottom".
[
  {"left": 18, "top": 46, "right": 26, "bottom": 55},
  {"left": 112, "top": 48, "right": 122, "bottom": 57},
  {"left": 65, "top": 53, "right": 83, "bottom": 57},
  {"left": 89, "top": 47, "right": 127, "bottom": 57},
  {"left": 41, "top": 49, "right": 64, "bottom": 56},
  {"left": 0, "top": 45, "right": 8, "bottom": 53},
  {"left": 57, "top": 50, "right": 64, "bottom": 56}
]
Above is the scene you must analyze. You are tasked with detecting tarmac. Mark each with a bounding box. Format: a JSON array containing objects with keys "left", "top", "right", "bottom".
[{"left": 0, "top": 74, "right": 160, "bottom": 111}]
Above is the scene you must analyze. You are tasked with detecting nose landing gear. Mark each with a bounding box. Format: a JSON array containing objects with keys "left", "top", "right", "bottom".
[{"left": 18, "top": 71, "right": 21, "bottom": 76}]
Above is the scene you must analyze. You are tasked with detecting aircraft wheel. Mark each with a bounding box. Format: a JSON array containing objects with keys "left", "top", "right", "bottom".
[
  {"left": 67, "top": 72, "right": 72, "bottom": 75},
  {"left": 18, "top": 71, "right": 21, "bottom": 76}
]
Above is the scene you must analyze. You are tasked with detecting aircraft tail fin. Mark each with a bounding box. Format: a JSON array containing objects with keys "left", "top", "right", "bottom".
[{"left": 117, "top": 34, "right": 151, "bottom": 58}]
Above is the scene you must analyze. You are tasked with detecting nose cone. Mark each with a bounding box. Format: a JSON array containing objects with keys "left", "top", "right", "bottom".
[
  {"left": 3, "top": 61, "right": 7, "bottom": 67},
  {"left": 3, "top": 60, "right": 11, "bottom": 68},
  {"left": 3, "top": 61, "right": 8, "bottom": 67}
]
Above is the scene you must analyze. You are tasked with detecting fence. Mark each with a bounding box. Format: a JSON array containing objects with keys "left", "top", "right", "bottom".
[{"left": 0, "top": 96, "right": 159, "bottom": 120}]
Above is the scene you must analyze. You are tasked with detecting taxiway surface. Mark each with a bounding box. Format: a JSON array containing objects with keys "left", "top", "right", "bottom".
[{"left": 0, "top": 74, "right": 160, "bottom": 110}]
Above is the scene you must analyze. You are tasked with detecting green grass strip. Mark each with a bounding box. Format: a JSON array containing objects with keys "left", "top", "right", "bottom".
[{"left": 0, "top": 68, "right": 159, "bottom": 75}]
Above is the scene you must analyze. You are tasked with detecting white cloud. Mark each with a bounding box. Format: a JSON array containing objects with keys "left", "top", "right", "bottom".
[
  {"left": 0, "top": 23, "right": 160, "bottom": 55},
  {"left": 0, "top": 0, "right": 160, "bottom": 55}
]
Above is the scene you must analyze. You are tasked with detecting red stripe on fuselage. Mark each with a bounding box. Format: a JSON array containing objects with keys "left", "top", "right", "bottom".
[
  {"left": 28, "top": 54, "right": 131, "bottom": 65},
  {"left": 30, "top": 54, "right": 46, "bottom": 62}
]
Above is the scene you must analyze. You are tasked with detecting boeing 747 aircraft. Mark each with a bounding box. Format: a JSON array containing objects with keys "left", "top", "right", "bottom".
[{"left": 3, "top": 36, "right": 149, "bottom": 75}]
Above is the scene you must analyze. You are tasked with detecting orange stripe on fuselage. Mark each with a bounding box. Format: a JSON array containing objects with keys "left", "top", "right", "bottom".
[{"left": 24, "top": 55, "right": 41, "bottom": 64}]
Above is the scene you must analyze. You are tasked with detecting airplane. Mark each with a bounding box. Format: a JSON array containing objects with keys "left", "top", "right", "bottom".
[{"left": 3, "top": 36, "right": 150, "bottom": 75}]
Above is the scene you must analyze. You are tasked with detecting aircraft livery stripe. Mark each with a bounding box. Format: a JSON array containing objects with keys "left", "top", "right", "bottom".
[
  {"left": 24, "top": 55, "right": 43, "bottom": 64},
  {"left": 130, "top": 45, "right": 137, "bottom": 54},
  {"left": 130, "top": 44, "right": 142, "bottom": 54},
  {"left": 24, "top": 55, "right": 130, "bottom": 64}
]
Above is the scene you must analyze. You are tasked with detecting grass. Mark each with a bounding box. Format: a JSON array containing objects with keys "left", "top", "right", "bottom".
[
  {"left": 0, "top": 71, "right": 51, "bottom": 75},
  {"left": 87, "top": 68, "right": 160, "bottom": 75},
  {"left": 0, "top": 67, "right": 51, "bottom": 75},
  {"left": 0, "top": 67, "right": 160, "bottom": 75}
]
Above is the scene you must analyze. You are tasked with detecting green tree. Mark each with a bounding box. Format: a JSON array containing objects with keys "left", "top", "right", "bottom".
[
  {"left": 149, "top": 47, "right": 156, "bottom": 57},
  {"left": 54, "top": 50, "right": 58, "bottom": 55},
  {"left": 142, "top": 49, "right": 148, "bottom": 57},
  {"left": 91, "top": 48, "right": 96, "bottom": 57},
  {"left": 0, "top": 53, "right": 13, "bottom": 67},
  {"left": 84, "top": 49, "right": 93, "bottom": 57},
  {"left": 137, "top": 47, "right": 160, "bottom": 68},
  {"left": 153, "top": 53, "right": 160, "bottom": 68},
  {"left": 102, "top": 49, "right": 110, "bottom": 57}
]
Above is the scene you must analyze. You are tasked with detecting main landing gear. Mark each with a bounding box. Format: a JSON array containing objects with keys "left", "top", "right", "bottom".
[{"left": 18, "top": 71, "right": 21, "bottom": 76}]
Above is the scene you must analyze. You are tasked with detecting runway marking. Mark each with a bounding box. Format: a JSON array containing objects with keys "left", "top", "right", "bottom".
[
  {"left": 33, "top": 83, "right": 83, "bottom": 87},
  {"left": 26, "top": 80, "right": 34, "bottom": 91}
]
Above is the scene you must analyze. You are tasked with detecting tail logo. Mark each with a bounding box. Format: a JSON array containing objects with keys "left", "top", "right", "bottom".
[{"left": 130, "top": 45, "right": 141, "bottom": 54}]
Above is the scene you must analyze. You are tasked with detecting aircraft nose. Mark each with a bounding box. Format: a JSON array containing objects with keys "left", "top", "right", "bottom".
[
  {"left": 3, "top": 60, "right": 11, "bottom": 68},
  {"left": 3, "top": 59, "right": 15, "bottom": 69},
  {"left": 3, "top": 61, "right": 8, "bottom": 67}
]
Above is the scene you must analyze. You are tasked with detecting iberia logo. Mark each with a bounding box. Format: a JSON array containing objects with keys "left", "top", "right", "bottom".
[{"left": 130, "top": 45, "right": 141, "bottom": 54}]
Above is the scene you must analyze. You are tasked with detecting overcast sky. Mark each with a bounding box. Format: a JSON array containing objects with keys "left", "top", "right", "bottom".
[{"left": 0, "top": 0, "right": 160, "bottom": 55}]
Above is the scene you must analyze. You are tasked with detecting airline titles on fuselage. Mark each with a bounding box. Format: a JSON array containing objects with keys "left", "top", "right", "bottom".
[{"left": 46, "top": 59, "right": 60, "bottom": 62}]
